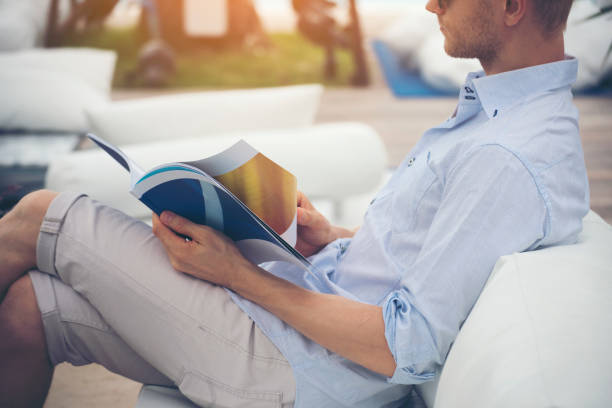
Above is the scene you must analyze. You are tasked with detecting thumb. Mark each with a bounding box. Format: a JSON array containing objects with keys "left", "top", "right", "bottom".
[
  {"left": 297, "top": 191, "right": 313, "bottom": 210},
  {"left": 297, "top": 207, "right": 313, "bottom": 226},
  {"left": 160, "top": 211, "right": 199, "bottom": 239}
]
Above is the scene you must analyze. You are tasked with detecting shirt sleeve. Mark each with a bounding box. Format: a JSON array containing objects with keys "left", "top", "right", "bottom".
[{"left": 383, "top": 144, "right": 548, "bottom": 384}]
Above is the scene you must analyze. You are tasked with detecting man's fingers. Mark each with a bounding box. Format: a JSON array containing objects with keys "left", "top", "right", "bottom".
[
  {"left": 297, "top": 207, "right": 311, "bottom": 226},
  {"left": 152, "top": 213, "right": 186, "bottom": 249},
  {"left": 298, "top": 207, "right": 324, "bottom": 227},
  {"left": 160, "top": 211, "right": 201, "bottom": 240}
]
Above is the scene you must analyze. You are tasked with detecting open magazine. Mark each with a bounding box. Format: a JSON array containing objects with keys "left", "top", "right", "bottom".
[{"left": 87, "top": 133, "right": 313, "bottom": 272}]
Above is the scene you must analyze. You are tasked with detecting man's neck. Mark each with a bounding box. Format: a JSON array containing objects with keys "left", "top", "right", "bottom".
[{"left": 481, "top": 30, "right": 566, "bottom": 76}]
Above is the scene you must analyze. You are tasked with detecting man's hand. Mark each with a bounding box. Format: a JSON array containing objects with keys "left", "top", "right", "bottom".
[
  {"left": 152, "top": 211, "right": 254, "bottom": 289},
  {"left": 296, "top": 191, "right": 356, "bottom": 257},
  {"left": 296, "top": 191, "right": 335, "bottom": 257}
]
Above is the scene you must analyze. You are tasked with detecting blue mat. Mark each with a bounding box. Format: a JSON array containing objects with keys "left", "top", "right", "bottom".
[
  {"left": 372, "top": 39, "right": 612, "bottom": 98},
  {"left": 578, "top": 83, "right": 612, "bottom": 96},
  {"left": 372, "top": 40, "right": 454, "bottom": 98}
]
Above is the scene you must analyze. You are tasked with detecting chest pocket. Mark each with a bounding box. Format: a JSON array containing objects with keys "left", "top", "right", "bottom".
[
  {"left": 362, "top": 183, "right": 396, "bottom": 233},
  {"left": 391, "top": 152, "right": 438, "bottom": 234}
]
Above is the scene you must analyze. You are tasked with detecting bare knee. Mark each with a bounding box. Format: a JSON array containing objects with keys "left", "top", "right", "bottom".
[
  {"left": 0, "top": 275, "right": 49, "bottom": 358},
  {"left": 0, "top": 190, "right": 59, "bottom": 296},
  {"left": 13, "top": 190, "right": 58, "bottom": 223}
]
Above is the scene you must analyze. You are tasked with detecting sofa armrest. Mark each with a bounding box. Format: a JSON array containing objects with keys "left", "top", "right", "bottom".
[
  {"left": 422, "top": 211, "right": 612, "bottom": 408},
  {"left": 86, "top": 85, "right": 323, "bottom": 145},
  {"left": 45, "top": 122, "right": 387, "bottom": 221}
]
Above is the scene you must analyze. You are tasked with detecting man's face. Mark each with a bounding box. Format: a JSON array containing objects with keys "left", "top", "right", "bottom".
[{"left": 426, "top": 0, "right": 504, "bottom": 63}]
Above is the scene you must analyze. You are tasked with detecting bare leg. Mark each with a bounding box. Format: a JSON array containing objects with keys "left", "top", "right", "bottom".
[
  {"left": 0, "top": 190, "right": 57, "bottom": 299},
  {"left": 0, "top": 275, "right": 53, "bottom": 408}
]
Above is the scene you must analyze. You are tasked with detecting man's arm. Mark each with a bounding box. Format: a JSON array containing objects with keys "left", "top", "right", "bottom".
[
  {"left": 152, "top": 212, "right": 396, "bottom": 378},
  {"left": 231, "top": 261, "right": 396, "bottom": 377}
]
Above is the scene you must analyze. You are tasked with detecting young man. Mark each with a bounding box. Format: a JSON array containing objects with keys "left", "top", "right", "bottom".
[{"left": 0, "top": 0, "right": 587, "bottom": 406}]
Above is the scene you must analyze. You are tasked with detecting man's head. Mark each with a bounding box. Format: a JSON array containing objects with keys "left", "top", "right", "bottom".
[
  {"left": 425, "top": 0, "right": 574, "bottom": 72},
  {"left": 530, "top": 0, "right": 574, "bottom": 34}
]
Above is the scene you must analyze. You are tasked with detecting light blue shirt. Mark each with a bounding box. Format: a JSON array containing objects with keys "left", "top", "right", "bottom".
[{"left": 229, "top": 57, "right": 589, "bottom": 407}]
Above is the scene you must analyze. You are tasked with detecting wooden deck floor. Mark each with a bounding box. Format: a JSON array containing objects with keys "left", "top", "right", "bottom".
[{"left": 317, "top": 89, "right": 612, "bottom": 223}]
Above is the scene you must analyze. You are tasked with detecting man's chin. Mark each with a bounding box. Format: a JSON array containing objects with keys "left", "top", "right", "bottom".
[
  {"left": 443, "top": 42, "right": 460, "bottom": 58},
  {"left": 443, "top": 42, "right": 477, "bottom": 60}
]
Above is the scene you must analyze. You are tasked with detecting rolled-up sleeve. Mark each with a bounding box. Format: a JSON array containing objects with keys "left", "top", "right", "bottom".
[{"left": 382, "top": 144, "right": 548, "bottom": 384}]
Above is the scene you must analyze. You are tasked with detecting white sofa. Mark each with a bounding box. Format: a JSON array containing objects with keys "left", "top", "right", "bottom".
[{"left": 416, "top": 210, "right": 612, "bottom": 408}]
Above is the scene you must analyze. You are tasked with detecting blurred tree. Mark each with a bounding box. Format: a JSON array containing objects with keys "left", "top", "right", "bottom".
[
  {"left": 292, "top": 0, "right": 369, "bottom": 86},
  {"left": 46, "top": 0, "right": 120, "bottom": 46}
]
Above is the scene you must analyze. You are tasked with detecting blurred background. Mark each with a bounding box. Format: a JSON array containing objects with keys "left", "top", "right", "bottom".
[
  {"left": 9, "top": 0, "right": 608, "bottom": 89},
  {"left": 0, "top": 0, "right": 611, "bottom": 406}
]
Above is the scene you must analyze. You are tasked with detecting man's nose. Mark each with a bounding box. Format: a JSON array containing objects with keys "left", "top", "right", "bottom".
[{"left": 425, "top": 0, "right": 444, "bottom": 14}]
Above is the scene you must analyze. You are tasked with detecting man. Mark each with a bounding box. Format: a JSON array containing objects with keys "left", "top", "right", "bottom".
[{"left": 0, "top": 0, "right": 588, "bottom": 406}]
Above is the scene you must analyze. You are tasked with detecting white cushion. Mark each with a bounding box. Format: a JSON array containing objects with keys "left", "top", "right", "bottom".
[
  {"left": 0, "top": 0, "right": 49, "bottom": 50},
  {"left": 85, "top": 84, "right": 323, "bottom": 145},
  {"left": 427, "top": 211, "right": 612, "bottom": 408},
  {"left": 378, "top": 5, "right": 436, "bottom": 69},
  {"left": 565, "top": 1, "right": 612, "bottom": 90},
  {"left": 0, "top": 10, "right": 38, "bottom": 51},
  {"left": 0, "top": 68, "right": 106, "bottom": 133},
  {"left": 45, "top": 122, "right": 387, "bottom": 221},
  {"left": 0, "top": 48, "right": 117, "bottom": 96}
]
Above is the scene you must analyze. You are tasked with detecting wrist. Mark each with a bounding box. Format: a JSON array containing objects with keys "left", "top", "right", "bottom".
[
  {"left": 228, "top": 262, "right": 271, "bottom": 301},
  {"left": 329, "top": 225, "right": 355, "bottom": 241},
  {"left": 227, "top": 258, "right": 258, "bottom": 292}
]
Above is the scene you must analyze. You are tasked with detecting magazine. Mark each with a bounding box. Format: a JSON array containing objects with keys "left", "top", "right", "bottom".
[{"left": 87, "top": 133, "right": 312, "bottom": 271}]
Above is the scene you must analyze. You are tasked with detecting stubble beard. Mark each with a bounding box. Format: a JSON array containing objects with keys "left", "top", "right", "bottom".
[{"left": 442, "top": 5, "right": 502, "bottom": 67}]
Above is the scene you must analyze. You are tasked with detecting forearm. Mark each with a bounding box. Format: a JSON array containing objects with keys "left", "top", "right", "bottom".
[{"left": 230, "top": 263, "right": 396, "bottom": 378}]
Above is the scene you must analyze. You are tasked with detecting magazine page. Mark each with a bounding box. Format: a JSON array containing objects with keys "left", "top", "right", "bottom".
[
  {"left": 131, "top": 166, "right": 309, "bottom": 270},
  {"left": 87, "top": 133, "right": 145, "bottom": 187},
  {"left": 184, "top": 140, "right": 298, "bottom": 247}
]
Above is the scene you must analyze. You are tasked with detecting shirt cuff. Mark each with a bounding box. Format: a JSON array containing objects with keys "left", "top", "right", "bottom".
[{"left": 382, "top": 291, "right": 439, "bottom": 384}]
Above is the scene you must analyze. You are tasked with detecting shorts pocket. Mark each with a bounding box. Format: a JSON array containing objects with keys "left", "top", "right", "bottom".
[{"left": 178, "top": 369, "right": 282, "bottom": 408}]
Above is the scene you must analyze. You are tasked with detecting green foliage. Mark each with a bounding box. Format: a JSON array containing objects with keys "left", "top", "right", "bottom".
[{"left": 61, "top": 27, "right": 355, "bottom": 89}]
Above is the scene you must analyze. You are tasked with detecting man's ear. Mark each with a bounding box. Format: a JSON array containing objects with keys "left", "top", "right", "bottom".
[{"left": 503, "top": 0, "right": 527, "bottom": 27}]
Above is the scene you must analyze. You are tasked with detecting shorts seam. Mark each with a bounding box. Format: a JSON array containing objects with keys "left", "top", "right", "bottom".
[
  {"left": 60, "top": 318, "right": 113, "bottom": 334},
  {"left": 181, "top": 368, "right": 283, "bottom": 403},
  {"left": 198, "top": 323, "right": 290, "bottom": 366}
]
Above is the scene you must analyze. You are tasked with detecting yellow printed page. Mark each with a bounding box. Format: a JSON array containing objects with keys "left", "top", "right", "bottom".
[{"left": 214, "top": 153, "right": 297, "bottom": 238}]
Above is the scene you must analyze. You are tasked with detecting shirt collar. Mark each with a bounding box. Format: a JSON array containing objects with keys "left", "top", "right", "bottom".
[{"left": 470, "top": 56, "right": 578, "bottom": 119}]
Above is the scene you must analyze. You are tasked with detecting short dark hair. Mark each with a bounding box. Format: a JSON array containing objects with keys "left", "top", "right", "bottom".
[{"left": 531, "top": 0, "right": 574, "bottom": 33}]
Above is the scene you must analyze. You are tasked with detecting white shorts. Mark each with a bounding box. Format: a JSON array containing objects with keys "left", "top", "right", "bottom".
[{"left": 30, "top": 192, "right": 296, "bottom": 408}]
